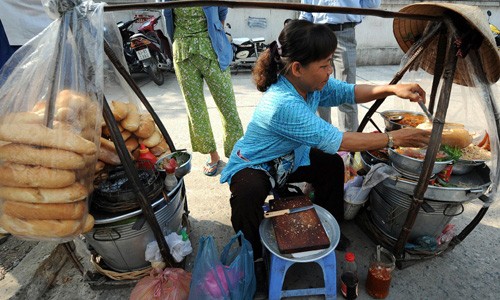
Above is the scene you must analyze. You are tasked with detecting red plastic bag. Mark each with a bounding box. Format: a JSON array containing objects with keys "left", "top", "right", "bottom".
[{"left": 130, "top": 268, "right": 192, "bottom": 300}]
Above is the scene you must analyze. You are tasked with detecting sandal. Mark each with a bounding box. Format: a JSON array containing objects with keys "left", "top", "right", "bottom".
[{"left": 203, "top": 160, "right": 220, "bottom": 176}]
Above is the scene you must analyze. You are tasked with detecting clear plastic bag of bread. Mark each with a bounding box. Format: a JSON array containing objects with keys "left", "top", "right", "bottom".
[{"left": 0, "top": 0, "right": 113, "bottom": 241}]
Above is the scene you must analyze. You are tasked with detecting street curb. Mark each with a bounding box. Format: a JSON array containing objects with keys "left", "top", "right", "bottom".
[{"left": 1, "top": 242, "right": 66, "bottom": 300}]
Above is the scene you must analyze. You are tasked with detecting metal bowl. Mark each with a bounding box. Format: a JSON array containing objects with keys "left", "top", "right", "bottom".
[
  {"left": 388, "top": 148, "right": 453, "bottom": 178},
  {"left": 155, "top": 151, "right": 192, "bottom": 178},
  {"left": 452, "top": 159, "right": 486, "bottom": 175},
  {"left": 380, "top": 110, "right": 427, "bottom": 131}
]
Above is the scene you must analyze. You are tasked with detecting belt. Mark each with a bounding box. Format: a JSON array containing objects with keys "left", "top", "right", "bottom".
[{"left": 327, "top": 22, "right": 358, "bottom": 31}]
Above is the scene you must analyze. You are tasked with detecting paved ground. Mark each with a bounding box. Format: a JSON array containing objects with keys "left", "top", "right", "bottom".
[{"left": 1, "top": 65, "right": 500, "bottom": 299}]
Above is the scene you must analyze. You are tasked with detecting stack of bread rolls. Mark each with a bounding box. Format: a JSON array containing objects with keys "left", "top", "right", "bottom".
[
  {"left": 97, "top": 100, "right": 171, "bottom": 170},
  {"left": 0, "top": 90, "right": 97, "bottom": 240}
]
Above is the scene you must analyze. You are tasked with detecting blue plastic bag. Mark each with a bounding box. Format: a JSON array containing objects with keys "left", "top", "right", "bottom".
[{"left": 188, "top": 231, "right": 256, "bottom": 300}]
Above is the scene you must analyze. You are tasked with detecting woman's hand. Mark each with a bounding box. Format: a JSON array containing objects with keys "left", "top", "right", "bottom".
[
  {"left": 391, "top": 127, "right": 431, "bottom": 148},
  {"left": 392, "top": 83, "right": 426, "bottom": 103}
]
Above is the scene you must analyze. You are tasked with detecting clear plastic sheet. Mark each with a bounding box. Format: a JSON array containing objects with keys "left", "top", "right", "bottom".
[
  {"left": 396, "top": 22, "right": 499, "bottom": 204},
  {"left": 0, "top": 0, "right": 107, "bottom": 241}
]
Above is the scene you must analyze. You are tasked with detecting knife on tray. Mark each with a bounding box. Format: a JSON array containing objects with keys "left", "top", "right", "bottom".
[{"left": 264, "top": 205, "right": 314, "bottom": 218}]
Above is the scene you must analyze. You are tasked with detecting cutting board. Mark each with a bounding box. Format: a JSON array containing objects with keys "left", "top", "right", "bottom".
[{"left": 270, "top": 195, "right": 330, "bottom": 254}]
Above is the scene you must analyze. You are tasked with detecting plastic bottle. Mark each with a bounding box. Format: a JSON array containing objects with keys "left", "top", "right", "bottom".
[
  {"left": 164, "top": 165, "right": 178, "bottom": 191},
  {"left": 138, "top": 144, "right": 157, "bottom": 169},
  {"left": 340, "top": 252, "right": 359, "bottom": 299}
]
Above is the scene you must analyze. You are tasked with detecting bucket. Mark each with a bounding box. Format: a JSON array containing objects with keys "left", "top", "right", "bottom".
[
  {"left": 85, "top": 179, "right": 186, "bottom": 272},
  {"left": 344, "top": 197, "right": 367, "bottom": 220},
  {"left": 369, "top": 181, "right": 463, "bottom": 241},
  {"left": 344, "top": 176, "right": 369, "bottom": 220}
]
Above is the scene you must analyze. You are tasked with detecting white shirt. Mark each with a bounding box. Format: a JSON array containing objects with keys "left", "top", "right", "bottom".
[{"left": 299, "top": 0, "right": 381, "bottom": 25}]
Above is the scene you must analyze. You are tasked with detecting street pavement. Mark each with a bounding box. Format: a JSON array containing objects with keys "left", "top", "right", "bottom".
[{"left": 2, "top": 65, "right": 500, "bottom": 299}]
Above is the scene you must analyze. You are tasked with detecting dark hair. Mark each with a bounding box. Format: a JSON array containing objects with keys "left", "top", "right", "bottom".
[{"left": 252, "top": 19, "right": 337, "bottom": 92}]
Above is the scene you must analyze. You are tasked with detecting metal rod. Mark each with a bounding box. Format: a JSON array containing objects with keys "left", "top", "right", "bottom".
[
  {"left": 102, "top": 97, "right": 177, "bottom": 268},
  {"left": 394, "top": 23, "right": 459, "bottom": 258},
  {"left": 103, "top": 0, "right": 440, "bottom": 22}
]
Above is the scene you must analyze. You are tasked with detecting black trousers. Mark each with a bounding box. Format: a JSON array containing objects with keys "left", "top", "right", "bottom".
[{"left": 229, "top": 149, "right": 345, "bottom": 258}]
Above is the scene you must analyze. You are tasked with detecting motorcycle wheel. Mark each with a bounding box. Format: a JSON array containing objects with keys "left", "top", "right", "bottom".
[{"left": 145, "top": 54, "right": 164, "bottom": 86}]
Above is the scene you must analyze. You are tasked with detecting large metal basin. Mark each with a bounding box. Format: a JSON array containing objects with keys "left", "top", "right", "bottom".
[
  {"left": 388, "top": 148, "right": 452, "bottom": 179},
  {"left": 380, "top": 110, "right": 427, "bottom": 131},
  {"left": 85, "top": 179, "right": 186, "bottom": 272}
]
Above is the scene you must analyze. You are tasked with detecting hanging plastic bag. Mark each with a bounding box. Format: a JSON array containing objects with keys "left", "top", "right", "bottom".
[
  {"left": 188, "top": 231, "right": 256, "bottom": 300},
  {"left": 130, "top": 268, "right": 192, "bottom": 300},
  {"left": 0, "top": 0, "right": 108, "bottom": 241}
]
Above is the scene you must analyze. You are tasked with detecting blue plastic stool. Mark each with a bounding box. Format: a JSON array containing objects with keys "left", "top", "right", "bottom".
[
  {"left": 259, "top": 205, "right": 340, "bottom": 300},
  {"left": 265, "top": 248, "right": 337, "bottom": 300}
]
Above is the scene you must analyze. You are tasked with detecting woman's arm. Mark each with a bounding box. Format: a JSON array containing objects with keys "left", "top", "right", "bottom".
[
  {"left": 354, "top": 83, "right": 426, "bottom": 104},
  {"left": 338, "top": 128, "right": 431, "bottom": 152}
]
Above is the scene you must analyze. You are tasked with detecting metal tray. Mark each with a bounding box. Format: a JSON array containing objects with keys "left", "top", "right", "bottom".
[{"left": 383, "top": 165, "right": 490, "bottom": 203}]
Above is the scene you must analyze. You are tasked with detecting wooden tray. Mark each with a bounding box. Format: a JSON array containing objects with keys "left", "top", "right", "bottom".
[{"left": 270, "top": 195, "right": 330, "bottom": 254}]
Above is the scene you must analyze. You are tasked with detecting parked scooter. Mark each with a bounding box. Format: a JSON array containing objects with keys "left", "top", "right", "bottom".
[
  {"left": 487, "top": 10, "right": 500, "bottom": 48},
  {"left": 117, "top": 15, "right": 173, "bottom": 85},
  {"left": 225, "top": 23, "right": 268, "bottom": 71}
]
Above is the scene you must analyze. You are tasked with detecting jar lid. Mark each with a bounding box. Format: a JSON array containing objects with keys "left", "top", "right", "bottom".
[{"left": 345, "top": 252, "right": 355, "bottom": 262}]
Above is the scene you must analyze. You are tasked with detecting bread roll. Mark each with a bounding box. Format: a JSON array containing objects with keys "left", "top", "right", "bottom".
[
  {"left": 134, "top": 115, "right": 156, "bottom": 138},
  {"left": 82, "top": 214, "right": 94, "bottom": 233},
  {"left": 95, "top": 160, "right": 105, "bottom": 173},
  {"left": 55, "top": 89, "right": 89, "bottom": 112},
  {"left": 140, "top": 130, "right": 162, "bottom": 148},
  {"left": 102, "top": 123, "right": 124, "bottom": 137},
  {"left": 1, "top": 200, "right": 86, "bottom": 220},
  {"left": 416, "top": 123, "right": 472, "bottom": 148},
  {"left": 0, "top": 124, "right": 96, "bottom": 155},
  {"left": 0, "top": 183, "right": 88, "bottom": 203},
  {"left": 150, "top": 138, "right": 170, "bottom": 156},
  {"left": 0, "top": 143, "right": 86, "bottom": 170},
  {"left": 0, "top": 112, "right": 44, "bottom": 124},
  {"left": 0, "top": 163, "right": 76, "bottom": 188},
  {"left": 0, "top": 214, "right": 86, "bottom": 238},
  {"left": 98, "top": 145, "right": 121, "bottom": 165},
  {"left": 111, "top": 100, "right": 129, "bottom": 121},
  {"left": 121, "top": 103, "right": 140, "bottom": 132},
  {"left": 125, "top": 136, "right": 139, "bottom": 152}
]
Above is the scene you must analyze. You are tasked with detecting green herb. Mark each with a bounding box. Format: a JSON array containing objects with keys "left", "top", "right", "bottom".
[{"left": 440, "top": 145, "right": 462, "bottom": 161}]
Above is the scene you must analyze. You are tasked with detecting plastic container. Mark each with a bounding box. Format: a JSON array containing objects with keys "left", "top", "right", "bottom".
[
  {"left": 340, "top": 252, "right": 358, "bottom": 299},
  {"left": 365, "top": 246, "right": 396, "bottom": 299},
  {"left": 138, "top": 144, "right": 157, "bottom": 169},
  {"left": 164, "top": 169, "right": 178, "bottom": 191}
]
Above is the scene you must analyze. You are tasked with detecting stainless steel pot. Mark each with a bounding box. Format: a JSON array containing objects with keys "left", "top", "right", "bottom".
[
  {"left": 370, "top": 186, "right": 463, "bottom": 241},
  {"left": 155, "top": 151, "right": 192, "bottom": 178},
  {"left": 388, "top": 148, "right": 452, "bottom": 179},
  {"left": 85, "top": 178, "right": 186, "bottom": 272}
]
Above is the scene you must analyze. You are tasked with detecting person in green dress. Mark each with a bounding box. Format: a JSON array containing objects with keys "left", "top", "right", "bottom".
[{"left": 163, "top": 4, "right": 243, "bottom": 176}]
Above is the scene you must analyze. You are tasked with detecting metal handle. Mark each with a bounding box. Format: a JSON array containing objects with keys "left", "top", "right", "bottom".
[
  {"left": 264, "top": 209, "right": 290, "bottom": 218},
  {"left": 92, "top": 228, "right": 121, "bottom": 242},
  {"left": 443, "top": 203, "right": 464, "bottom": 217}
]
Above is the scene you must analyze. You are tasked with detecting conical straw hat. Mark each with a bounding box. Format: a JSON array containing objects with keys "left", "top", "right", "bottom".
[{"left": 393, "top": 2, "right": 500, "bottom": 86}]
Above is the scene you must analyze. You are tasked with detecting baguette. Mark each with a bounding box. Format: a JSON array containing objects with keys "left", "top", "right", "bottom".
[
  {"left": 0, "top": 143, "right": 86, "bottom": 170},
  {"left": 111, "top": 100, "right": 129, "bottom": 121},
  {"left": 0, "top": 124, "right": 97, "bottom": 155},
  {"left": 416, "top": 123, "right": 472, "bottom": 148},
  {"left": 150, "top": 138, "right": 170, "bottom": 156},
  {"left": 1, "top": 200, "right": 86, "bottom": 220},
  {"left": 121, "top": 102, "right": 140, "bottom": 132},
  {"left": 0, "top": 183, "right": 88, "bottom": 203},
  {"left": 134, "top": 115, "right": 156, "bottom": 138},
  {"left": 0, "top": 214, "right": 87, "bottom": 238},
  {"left": 140, "top": 130, "right": 162, "bottom": 148},
  {"left": 0, "top": 162, "right": 76, "bottom": 188},
  {"left": 0, "top": 112, "right": 44, "bottom": 124}
]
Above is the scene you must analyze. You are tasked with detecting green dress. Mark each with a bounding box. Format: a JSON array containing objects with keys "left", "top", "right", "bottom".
[{"left": 172, "top": 7, "right": 243, "bottom": 158}]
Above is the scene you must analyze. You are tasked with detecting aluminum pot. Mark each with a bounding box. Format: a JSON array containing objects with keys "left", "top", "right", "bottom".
[
  {"left": 380, "top": 110, "right": 427, "bottom": 131},
  {"left": 85, "top": 179, "right": 186, "bottom": 272},
  {"left": 370, "top": 185, "right": 463, "bottom": 241},
  {"left": 452, "top": 159, "right": 485, "bottom": 175},
  {"left": 388, "top": 148, "right": 452, "bottom": 179}
]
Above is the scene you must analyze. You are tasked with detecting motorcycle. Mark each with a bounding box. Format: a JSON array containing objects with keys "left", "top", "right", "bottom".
[
  {"left": 225, "top": 23, "right": 268, "bottom": 71},
  {"left": 487, "top": 10, "right": 500, "bottom": 48},
  {"left": 117, "top": 15, "right": 173, "bottom": 85}
]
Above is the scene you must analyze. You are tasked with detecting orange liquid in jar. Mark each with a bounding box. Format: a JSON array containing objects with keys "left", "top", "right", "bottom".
[{"left": 366, "top": 265, "right": 392, "bottom": 299}]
